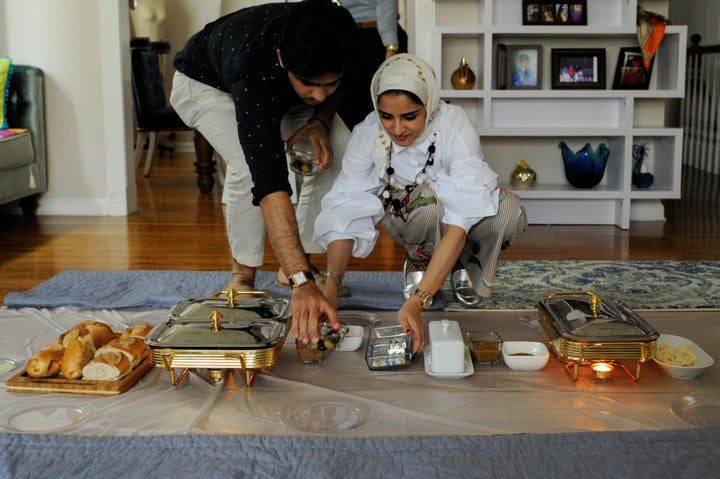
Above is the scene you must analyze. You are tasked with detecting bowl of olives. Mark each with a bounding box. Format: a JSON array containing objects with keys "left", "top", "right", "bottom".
[{"left": 295, "top": 322, "right": 349, "bottom": 364}]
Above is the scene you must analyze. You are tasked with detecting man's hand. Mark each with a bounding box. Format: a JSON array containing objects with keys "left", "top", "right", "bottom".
[
  {"left": 259, "top": 191, "right": 340, "bottom": 344},
  {"left": 287, "top": 120, "right": 333, "bottom": 170},
  {"left": 291, "top": 282, "right": 340, "bottom": 345}
]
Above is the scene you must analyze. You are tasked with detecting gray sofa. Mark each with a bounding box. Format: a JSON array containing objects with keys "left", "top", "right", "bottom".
[{"left": 0, "top": 65, "right": 47, "bottom": 214}]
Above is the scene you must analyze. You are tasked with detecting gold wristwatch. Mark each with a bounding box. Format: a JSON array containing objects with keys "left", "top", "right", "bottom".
[
  {"left": 411, "top": 287, "right": 433, "bottom": 310},
  {"left": 288, "top": 270, "right": 315, "bottom": 288}
]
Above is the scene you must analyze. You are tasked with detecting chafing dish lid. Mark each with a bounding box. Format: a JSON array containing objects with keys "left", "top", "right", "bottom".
[
  {"left": 538, "top": 292, "right": 658, "bottom": 342},
  {"left": 145, "top": 297, "right": 290, "bottom": 349}
]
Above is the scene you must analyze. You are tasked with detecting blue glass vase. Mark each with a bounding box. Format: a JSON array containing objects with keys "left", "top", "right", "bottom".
[{"left": 559, "top": 141, "right": 610, "bottom": 188}]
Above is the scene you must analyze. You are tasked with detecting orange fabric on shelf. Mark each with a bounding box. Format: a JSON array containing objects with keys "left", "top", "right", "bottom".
[{"left": 638, "top": 20, "right": 666, "bottom": 70}]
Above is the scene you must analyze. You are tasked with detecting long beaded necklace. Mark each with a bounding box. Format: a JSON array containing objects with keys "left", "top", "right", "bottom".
[{"left": 381, "top": 133, "right": 437, "bottom": 214}]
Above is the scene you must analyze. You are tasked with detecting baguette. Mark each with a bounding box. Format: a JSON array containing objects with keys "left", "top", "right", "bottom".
[
  {"left": 120, "top": 324, "right": 154, "bottom": 340},
  {"left": 95, "top": 336, "right": 148, "bottom": 367},
  {"left": 82, "top": 351, "right": 131, "bottom": 381},
  {"left": 26, "top": 342, "right": 64, "bottom": 377},
  {"left": 61, "top": 336, "right": 96, "bottom": 379},
  {"left": 59, "top": 320, "right": 116, "bottom": 349}
]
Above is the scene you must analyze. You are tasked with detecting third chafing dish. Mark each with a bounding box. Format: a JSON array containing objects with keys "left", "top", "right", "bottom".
[{"left": 537, "top": 291, "right": 659, "bottom": 380}]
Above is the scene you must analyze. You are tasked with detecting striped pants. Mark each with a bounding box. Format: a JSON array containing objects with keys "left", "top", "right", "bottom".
[{"left": 382, "top": 184, "right": 528, "bottom": 297}]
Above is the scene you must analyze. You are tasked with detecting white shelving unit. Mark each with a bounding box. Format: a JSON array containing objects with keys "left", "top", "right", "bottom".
[{"left": 421, "top": 0, "right": 686, "bottom": 228}]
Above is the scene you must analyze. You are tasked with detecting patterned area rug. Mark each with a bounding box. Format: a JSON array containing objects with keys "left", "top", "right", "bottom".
[
  {"left": 4, "top": 261, "right": 720, "bottom": 311},
  {"left": 441, "top": 260, "right": 720, "bottom": 310}
]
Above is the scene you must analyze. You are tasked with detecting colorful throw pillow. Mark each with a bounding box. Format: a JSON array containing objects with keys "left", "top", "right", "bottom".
[{"left": 0, "top": 57, "right": 13, "bottom": 129}]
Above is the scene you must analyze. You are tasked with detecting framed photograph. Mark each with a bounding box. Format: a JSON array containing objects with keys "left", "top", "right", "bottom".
[
  {"left": 523, "top": 1, "right": 587, "bottom": 26},
  {"left": 551, "top": 48, "right": 606, "bottom": 89},
  {"left": 496, "top": 43, "right": 508, "bottom": 89},
  {"left": 506, "top": 45, "right": 542, "bottom": 89},
  {"left": 612, "top": 47, "right": 654, "bottom": 90}
]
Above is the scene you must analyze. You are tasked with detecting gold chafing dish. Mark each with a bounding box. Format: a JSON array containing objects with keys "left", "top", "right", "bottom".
[
  {"left": 145, "top": 289, "right": 291, "bottom": 388},
  {"left": 537, "top": 291, "right": 659, "bottom": 381}
]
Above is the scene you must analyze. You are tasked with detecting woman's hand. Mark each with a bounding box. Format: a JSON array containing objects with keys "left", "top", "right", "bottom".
[{"left": 397, "top": 297, "right": 427, "bottom": 354}]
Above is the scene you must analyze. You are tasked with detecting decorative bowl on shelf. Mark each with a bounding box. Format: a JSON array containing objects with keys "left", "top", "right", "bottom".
[{"left": 559, "top": 141, "right": 610, "bottom": 188}]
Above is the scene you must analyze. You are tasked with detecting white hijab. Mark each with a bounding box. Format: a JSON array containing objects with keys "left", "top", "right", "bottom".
[{"left": 369, "top": 54, "right": 440, "bottom": 178}]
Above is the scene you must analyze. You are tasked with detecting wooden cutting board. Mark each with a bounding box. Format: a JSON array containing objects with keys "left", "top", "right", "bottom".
[{"left": 5, "top": 358, "right": 153, "bottom": 396}]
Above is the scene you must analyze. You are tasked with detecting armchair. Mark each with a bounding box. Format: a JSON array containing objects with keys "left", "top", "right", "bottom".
[{"left": 0, "top": 65, "right": 47, "bottom": 214}]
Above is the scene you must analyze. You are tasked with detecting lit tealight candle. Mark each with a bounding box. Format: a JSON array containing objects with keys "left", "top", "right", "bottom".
[{"left": 591, "top": 362, "right": 614, "bottom": 379}]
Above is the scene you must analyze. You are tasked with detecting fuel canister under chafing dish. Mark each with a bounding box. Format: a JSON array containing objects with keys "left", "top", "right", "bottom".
[
  {"left": 537, "top": 291, "right": 659, "bottom": 380},
  {"left": 145, "top": 292, "right": 291, "bottom": 388}
]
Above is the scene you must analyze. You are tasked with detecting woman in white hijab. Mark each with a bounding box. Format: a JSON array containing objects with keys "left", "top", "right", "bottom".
[{"left": 314, "top": 54, "right": 527, "bottom": 353}]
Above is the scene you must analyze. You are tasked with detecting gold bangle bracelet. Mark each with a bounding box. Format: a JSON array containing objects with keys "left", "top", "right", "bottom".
[
  {"left": 326, "top": 271, "right": 342, "bottom": 283},
  {"left": 386, "top": 44, "right": 399, "bottom": 52}
]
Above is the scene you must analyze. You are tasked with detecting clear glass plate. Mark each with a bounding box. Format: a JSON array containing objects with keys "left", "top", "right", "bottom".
[
  {"left": 279, "top": 397, "right": 370, "bottom": 435},
  {"left": 671, "top": 396, "right": 720, "bottom": 428},
  {"left": 0, "top": 354, "right": 25, "bottom": 378},
  {"left": 0, "top": 398, "right": 94, "bottom": 433}
]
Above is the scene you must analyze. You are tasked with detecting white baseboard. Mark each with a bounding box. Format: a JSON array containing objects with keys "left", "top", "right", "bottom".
[
  {"left": 630, "top": 200, "right": 666, "bottom": 222},
  {"left": 35, "top": 198, "right": 113, "bottom": 216}
]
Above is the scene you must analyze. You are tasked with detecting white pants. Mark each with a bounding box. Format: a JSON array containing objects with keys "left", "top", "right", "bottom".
[{"left": 170, "top": 71, "right": 350, "bottom": 267}]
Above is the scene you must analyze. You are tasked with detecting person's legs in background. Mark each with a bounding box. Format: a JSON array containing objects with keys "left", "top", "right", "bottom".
[{"left": 170, "top": 71, "right": 263, "bottom": 290}]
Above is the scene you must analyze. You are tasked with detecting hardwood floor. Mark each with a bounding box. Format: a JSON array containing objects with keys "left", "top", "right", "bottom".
[{"left": 1, "top": 152, "right": 719, "bottom": 304}]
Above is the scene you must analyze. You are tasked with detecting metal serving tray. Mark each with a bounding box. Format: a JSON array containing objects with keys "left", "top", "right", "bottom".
[
  {"left": 537, "top": 291, "right": 659, "bottom": 380},
  {"left": 145, "top": 290, "right": 291, "bottom": 387}
]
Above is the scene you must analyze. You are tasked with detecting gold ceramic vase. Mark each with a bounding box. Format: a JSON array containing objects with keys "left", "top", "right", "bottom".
[
  {"left": 510, "top": 160, "right": 537, "bottom": 188},
  {"left": 451, "top": 57, "right": 476, "bottom": 90}
]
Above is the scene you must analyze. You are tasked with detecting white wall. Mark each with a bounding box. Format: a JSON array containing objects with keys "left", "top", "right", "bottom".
[{"left": 1, "top": 0, "right": 134, "bottom": 215}]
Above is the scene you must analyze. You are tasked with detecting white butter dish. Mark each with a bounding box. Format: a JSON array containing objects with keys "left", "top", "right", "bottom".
[{"left": 428, "top": 319, "right": 465, "bottom": 374}]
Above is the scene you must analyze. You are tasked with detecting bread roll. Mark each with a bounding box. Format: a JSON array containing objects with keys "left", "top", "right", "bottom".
[
  {"left": 26, "top": 343, "right": 64, "bottom": 377},
  {"left": 82, "top": 351, "right": 131, "bottom": 380},
  {"left": 61, "top": 336, "right": 96, "bottom": 379},
  {"left": 96, "top": 336, "right": 147, "bottom": 367}
]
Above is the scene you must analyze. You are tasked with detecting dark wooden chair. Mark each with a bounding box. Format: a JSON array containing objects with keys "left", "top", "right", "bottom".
[{"left": 130, "top": 37, "right": 218, "bottom": 193}]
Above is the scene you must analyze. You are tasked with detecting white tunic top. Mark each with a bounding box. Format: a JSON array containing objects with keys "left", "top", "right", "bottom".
[{"left": 314, "top": 101, "right": 499, "bottom": 258}]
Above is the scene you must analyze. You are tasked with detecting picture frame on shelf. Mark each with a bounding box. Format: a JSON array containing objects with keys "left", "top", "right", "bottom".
[
  {"left": 522, "top": 1, "right": 587, "bottom": 26},
  {"left": 551, "top": 48, "right": 606, "bottom": 89},
  {"left": 506, "top": 45, "right": 542, "bottom": 89},
  {"left": 612, "top": 47, "right": 654, "bottom": 90},
  {"left": 496, "top": 43, "right": 508, "bottom": 89}
]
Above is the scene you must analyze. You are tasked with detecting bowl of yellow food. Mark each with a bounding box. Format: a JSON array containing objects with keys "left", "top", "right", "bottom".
[{"left": 654, "top": 334, "right": 714, "bottom": 379}]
